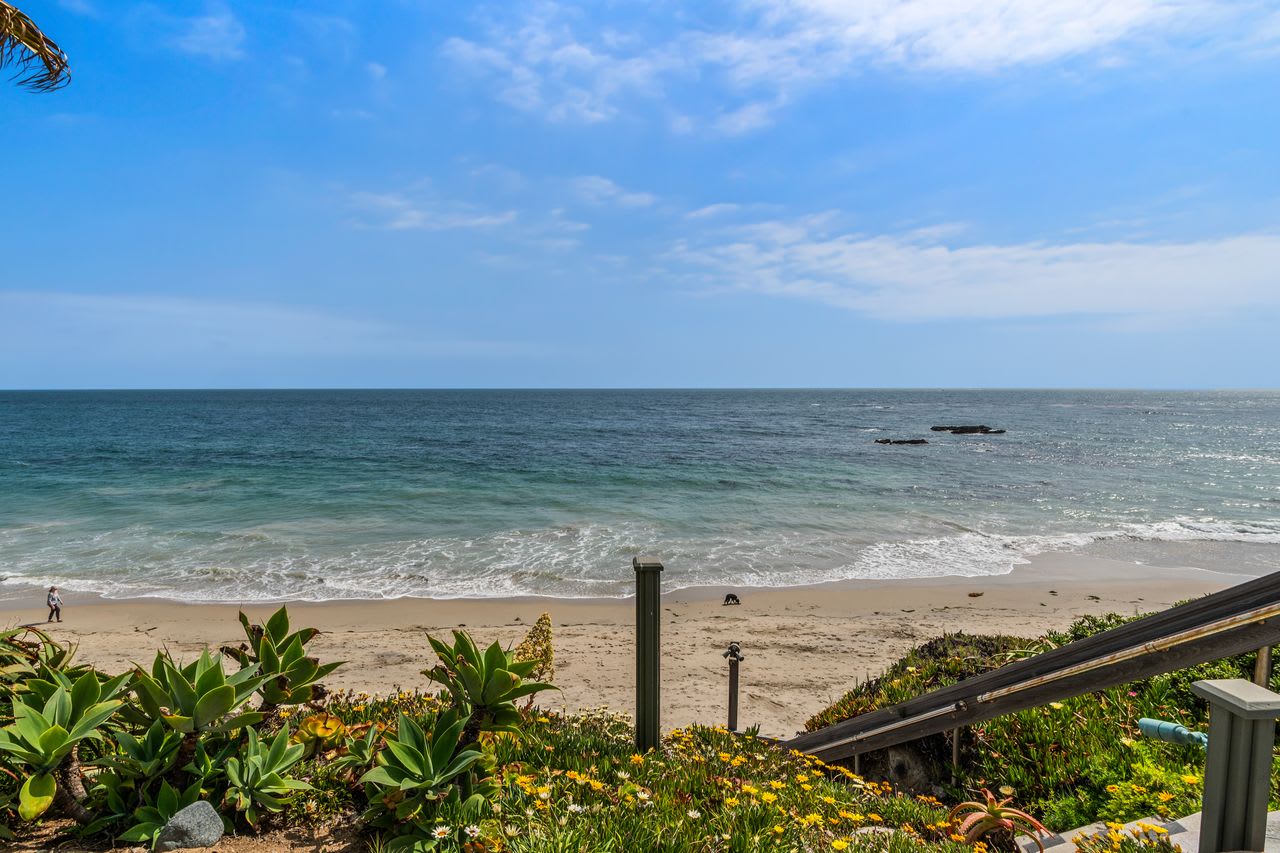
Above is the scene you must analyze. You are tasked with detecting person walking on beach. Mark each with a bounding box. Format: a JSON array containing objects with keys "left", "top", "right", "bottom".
[{"left": 47, "top": 586, "right": 62, "bottom": 623}]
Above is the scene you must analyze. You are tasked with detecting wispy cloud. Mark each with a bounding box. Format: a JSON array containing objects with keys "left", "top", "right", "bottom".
[
  {"left": 672, "top": 216, "right": 1280, "bottom": 321},
  {"left": 0, "top": 292, "right": 524, "bottom": 368},
  {"left": 57, "top": 0, "right": 97, "bottom": 16},
  {"left": 159, "top": 3, "right": 247, "bottom": 61},
  {"left": 349, "top": 191, "right": 517, "bottom": 231},
  {"left": 571, "top": 176, "right": 656, "bottom": 208},
  {"left": 444, "top": 1, "right": 1279, "bottom": 133}
]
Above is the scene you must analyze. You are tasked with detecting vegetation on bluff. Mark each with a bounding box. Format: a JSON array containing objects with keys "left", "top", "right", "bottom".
[
  {"left": 807, "top": 612, "right": 1277, "bottom": 831},
  {"left": 2, "top": 610, "right": 975, "bottom": 852}
]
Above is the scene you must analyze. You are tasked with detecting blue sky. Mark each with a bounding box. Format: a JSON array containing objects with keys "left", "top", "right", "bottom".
[{"left": 3, "top": 0, "right": 1279, "bottom": 388}]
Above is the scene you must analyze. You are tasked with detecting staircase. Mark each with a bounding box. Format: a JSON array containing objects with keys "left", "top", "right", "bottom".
[{"left": 1017, "top": 811, "right": 1280, "bottom": 853}]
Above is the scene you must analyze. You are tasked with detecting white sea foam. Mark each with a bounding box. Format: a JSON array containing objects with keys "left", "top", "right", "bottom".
[{"left": 1, "top": 516, "right": 1278, "bottom": 603}]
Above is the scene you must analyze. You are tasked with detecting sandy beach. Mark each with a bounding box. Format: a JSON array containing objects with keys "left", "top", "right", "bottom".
[{"left": 0, "top": 553, "right": 1245, "bottom": 738}]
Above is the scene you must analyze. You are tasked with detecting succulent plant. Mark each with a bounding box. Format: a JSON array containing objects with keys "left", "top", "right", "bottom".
[
  {"left": 224, "top": 607, "right": 343, "bottom": 711},
  {"left": 948, "top": 787, "right": 1050, "bottom": 851}
]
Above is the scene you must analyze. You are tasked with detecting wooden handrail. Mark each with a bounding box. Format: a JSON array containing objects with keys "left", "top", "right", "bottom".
[{"left": 785, "top": 570, "right": 1280, "bottom": 762}]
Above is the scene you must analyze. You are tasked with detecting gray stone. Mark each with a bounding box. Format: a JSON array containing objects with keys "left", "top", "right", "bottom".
[{"left": 155, "top": 800, "right": 225, "bottom": 851}]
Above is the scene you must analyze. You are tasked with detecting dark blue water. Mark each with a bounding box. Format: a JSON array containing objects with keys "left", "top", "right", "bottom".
[{"left": 1, "top": 389, "right": 1277, "bottom": 601}]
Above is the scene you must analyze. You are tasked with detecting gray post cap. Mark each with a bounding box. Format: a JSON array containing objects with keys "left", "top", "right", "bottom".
[
  {"left": 633, "top": 556, "right": 664, "bottom": 572},
  {"left": 1192, "top": 679, "right": 1280, "bottom": 719}
]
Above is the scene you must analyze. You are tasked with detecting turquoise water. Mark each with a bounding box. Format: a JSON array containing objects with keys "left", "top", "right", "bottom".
[{"left": 1, "top": 389, "right": 1278, "bottom": 602}]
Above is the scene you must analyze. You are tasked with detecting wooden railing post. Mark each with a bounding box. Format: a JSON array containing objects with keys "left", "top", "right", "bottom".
[
  {"left": 1192, "top": 679, "right": 1280, "bottom": 853},
  {"left": 634, "top": 556, "right": 663, "bottom": 752}
]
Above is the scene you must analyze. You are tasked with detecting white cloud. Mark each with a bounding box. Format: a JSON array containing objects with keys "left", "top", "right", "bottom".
[
  {"left": 673, "top": 216, "right": 1280, "bottom": 320},
  {"left": 366, "top": 61, "right": 388, "bottom": 80},
  {"left": 0, "top": 292, "right": 520, "bottom": 365},
  {"left": 686, "top": 203, "right": 741, "bottom": 219},
  {"left": 57, "top": 0, "right": 97, "bottom": 16},
  {"left": 572, "top": 175, "right": 656, "bottom": 208},
  {"left": 170, "top": 4, "right": 247, "bottom": 61},
  {"left": 444, "top": 1, "right": 1277, "bottom": 132},
  {"left": 350, "top": 191, "right": 517, "bottom": 231}
]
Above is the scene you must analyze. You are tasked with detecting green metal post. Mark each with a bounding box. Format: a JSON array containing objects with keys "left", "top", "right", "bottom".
[
  {"left": 1192, "top": 679, "right": 1280, "bottom": 853},
  {"left": 634, "top": 556, "right": 664, "bottom": 752}
]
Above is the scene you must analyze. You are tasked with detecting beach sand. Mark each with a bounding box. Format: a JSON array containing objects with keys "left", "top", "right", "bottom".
[{"left": 0, "top": 553, "right": 1243, "bottom": 739}]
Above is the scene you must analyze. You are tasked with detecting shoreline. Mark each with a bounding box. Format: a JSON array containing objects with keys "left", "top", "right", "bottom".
[{"left": 0, "top": 552, "right": 1247, "bottom": 737}]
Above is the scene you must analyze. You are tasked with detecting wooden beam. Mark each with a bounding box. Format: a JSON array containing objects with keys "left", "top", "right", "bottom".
[
  {"left": 794, "top": 619, "right": 1280, "bottom": 762},
  {"left": 787, "top": 571, "right": 1280, "bottom": 757}
]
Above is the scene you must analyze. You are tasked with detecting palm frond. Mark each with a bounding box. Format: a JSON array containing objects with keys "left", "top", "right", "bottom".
[{"left": 1, "top": 1, "right": 71, "bottom": 91}]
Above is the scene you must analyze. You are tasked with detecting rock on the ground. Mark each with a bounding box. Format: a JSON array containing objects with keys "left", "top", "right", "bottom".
[{"left": 155, "top": 800, "right": 225, "bottom": 851}]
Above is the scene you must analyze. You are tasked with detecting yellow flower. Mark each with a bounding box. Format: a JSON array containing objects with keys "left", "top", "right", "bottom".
[
  {"left": 630, "top": 754, "right": 645, "bottom": 766},
  {"left": 773, "top": 825, "right": 784, "bottom": 835},
  {"left": 724, "top": 797, "right": 739, "bottom": 806},
  {"left": 832, "top": 841, "right": 850, "bottom": 851},
  {"left": 769, "top": 780, "right": 785, "bottom": 790},
  {"left": 1158, "top": 792, "right": 1175, "bottom": 802},
  {"left": 761, "top": 792, "right": 778, "bottom": 804},
  {"left": 1181, "top": 774, "right": 1199, "bottom": 784}
]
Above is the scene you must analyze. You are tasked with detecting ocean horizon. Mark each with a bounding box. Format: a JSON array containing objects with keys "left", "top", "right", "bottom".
[{"left": 3, "top": 388, "right": 1278, "bottom": 603}]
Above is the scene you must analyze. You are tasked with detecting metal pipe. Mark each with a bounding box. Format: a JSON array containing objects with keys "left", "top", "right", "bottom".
[
  {"left": 951, "top": 727, "right": 962, "bottom": 786},
  {"left": 634, "top": 556, "right": 663, "bottom": 752},
  {"left": 723, "top": 642, "right": 744, "bottom": 732},
  {"left": 1138, "top": 717, "right": 1208, "bottom": 749},
  {"left": 976, "top": 601, "right": 1280, "bottom": 705}
]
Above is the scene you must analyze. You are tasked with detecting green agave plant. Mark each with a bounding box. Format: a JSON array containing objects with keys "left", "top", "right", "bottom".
[
  {"left": 132, "top": 649, "right": 266, "bottom": 737},
  {"left": 115, "top": 778, "right": 203, "bottom": 847},
  {"left": 85, "top": 720, "right": 185, "bottom": 835},
  {"left": 360, "top": 710, "right": 486, "bottom": 850},
  {"left": 422, "top": 631, "right": 556, "bottom": 745},
  {"left": 1, "top": 626, "right": 81, "bottom": 699},
  {"left": 223, "top": 727, "right": 311, "bottom": 826},
  {"left": 0, "top": 669, "right": 127, "bottom": 822},
  {"left": 224, "top": 606, "right": 343, "bottom": 710}
]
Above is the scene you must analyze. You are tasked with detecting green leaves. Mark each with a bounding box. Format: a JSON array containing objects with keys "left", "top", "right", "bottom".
[
  {"left": 221, "top": 727, "right": 311, "bottom": 826},
  {"left": 18, "top": 772, "right": 55, "bottom": 820},
  {"left": 224, "top": 607, "right": 343, "bottom": 708},
  {"left": 421, "top": 631, "right": 557, "bottom": 738},
  {"left": 358, "top": 710, "right": 484, "bottom": 844},
  {"left": 131, "top": 649, "right": 264, "bottom": 736}
]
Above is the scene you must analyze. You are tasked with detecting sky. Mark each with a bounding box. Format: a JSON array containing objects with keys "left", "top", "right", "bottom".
[{"left": 2, "top": 0, "right": 1279, "bottom": 389}]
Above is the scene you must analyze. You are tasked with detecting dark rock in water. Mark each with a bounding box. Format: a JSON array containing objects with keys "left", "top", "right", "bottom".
[
  {"left": 156, "top": 801, "right": 224, "bottom": 851},
  {"left": 874, "top": 438, "right": 929, "bottom": 445},
  {"left": 930, "top": 425, "right": 1005, "bottom": 435}
]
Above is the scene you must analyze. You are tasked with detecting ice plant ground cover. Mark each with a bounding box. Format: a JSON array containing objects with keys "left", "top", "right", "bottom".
[{"left": 313, "top": 693, "right": 974, "bottom": 851}]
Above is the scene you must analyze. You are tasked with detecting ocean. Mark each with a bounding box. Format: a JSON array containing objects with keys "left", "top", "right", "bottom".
[{"left": 1, "top": 389, "right": 1277, "bottom": 602}]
